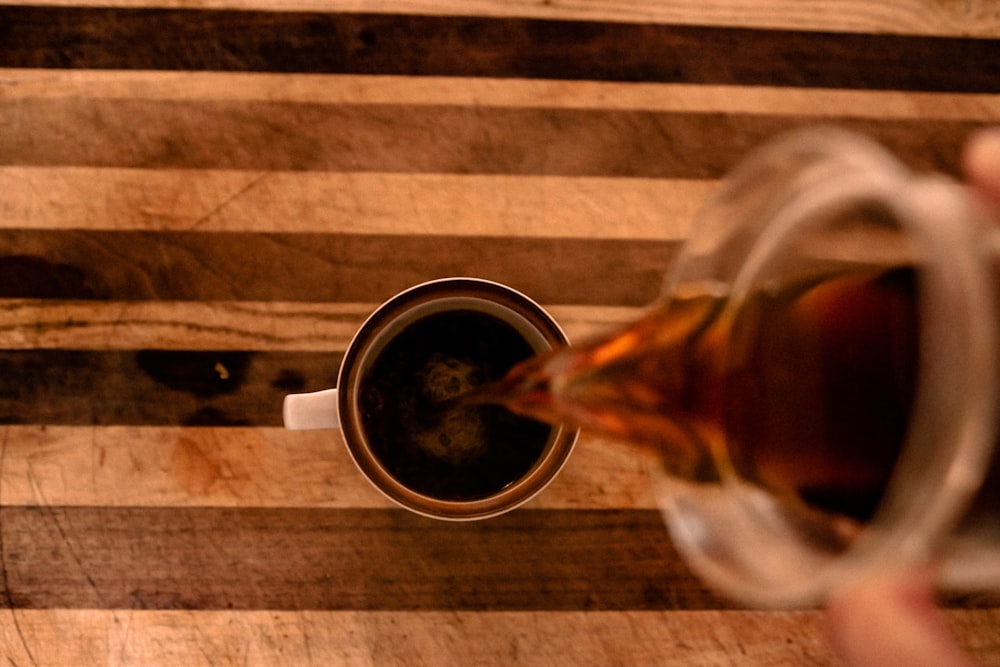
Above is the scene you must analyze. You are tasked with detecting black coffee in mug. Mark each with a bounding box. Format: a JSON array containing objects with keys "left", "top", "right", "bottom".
[{"left": 359, "top": 308, "right": 550, "bottom": 500}]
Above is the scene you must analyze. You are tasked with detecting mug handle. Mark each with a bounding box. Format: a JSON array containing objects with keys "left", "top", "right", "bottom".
[{"left": 283, "top": 389, "right": 340, "bottom": 430}]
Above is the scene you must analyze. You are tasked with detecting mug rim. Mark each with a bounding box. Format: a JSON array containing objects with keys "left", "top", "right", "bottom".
[{"left": 336, "top": 277, "right": 579, "bottom": 521}]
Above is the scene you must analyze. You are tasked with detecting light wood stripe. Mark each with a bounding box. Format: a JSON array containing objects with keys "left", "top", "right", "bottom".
[
  {"left": 0, "top": 301, "right": 641, "bottom": 350},
  {"left": 0, "top": 0, "right": 995, "bottom": 38},
  {"left": 0, "top": 300, "right": 368, "bottom": 351},
  {"left": 0, "top": 167, "right": 706, "bottom": 239},
  {"left": 5, "top": 70, "right": 1000, "bottom": 120},
  {"left": 0, "top": 426, "right": 657, "bottom": 509},
  {"left": 0, "top": 610, "right": 833, "bottom": 666},
  {"left": 1, "top": 609, "right": 998, "bottom": 666}
]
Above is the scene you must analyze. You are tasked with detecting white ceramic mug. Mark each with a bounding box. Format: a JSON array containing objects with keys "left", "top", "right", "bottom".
[{"left": 283, "top": 277, "right": 578, "bottom": 520}]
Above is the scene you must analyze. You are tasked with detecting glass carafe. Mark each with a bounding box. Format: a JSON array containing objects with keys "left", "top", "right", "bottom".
[{"left": 504, "top": 126, "right": 1000, "bottom": 607}]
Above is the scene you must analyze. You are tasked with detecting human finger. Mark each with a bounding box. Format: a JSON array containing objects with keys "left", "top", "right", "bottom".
[
  {"left": 824, "top": 572, "right": 975, "bottom": 667},
  {"left": 962, "top": 127, "right": 1000, "bottom": 203}
]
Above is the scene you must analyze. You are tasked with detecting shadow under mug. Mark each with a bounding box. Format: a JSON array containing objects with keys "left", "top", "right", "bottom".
[{"left": 283, "top": 277, "right": 578, "bottom": 520}]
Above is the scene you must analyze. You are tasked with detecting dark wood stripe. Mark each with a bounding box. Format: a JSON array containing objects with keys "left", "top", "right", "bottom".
[
  {"left": 0, "top": 507, "right": 729, "bottom": 611},
  {"left": 1, "top": 506, "right": 994, "bottom": 611},
  {"left": 0, "top": 349, "right": 341, "bottom": 426},
  {"left": 1, "top": 8, "right": 997, "bottom": 91},
  {"left": 0, "top": 230, "right": 676, "bottom": 305},
  {"left": 0, "top": 100, "right": 990, "bottom": 176}
]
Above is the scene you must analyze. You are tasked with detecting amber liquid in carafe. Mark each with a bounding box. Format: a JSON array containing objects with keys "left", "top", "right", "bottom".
[{"left": 463, "top": 266, "right": 920, "bottom": 524}]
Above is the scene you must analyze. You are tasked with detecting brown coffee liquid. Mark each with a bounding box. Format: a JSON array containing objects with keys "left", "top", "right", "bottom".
[
  {"left": 359, "top": 309, "right": 551, "bottom": 501},
  {"left": 474, "top": 266, "right": 921, "bottom": 524}
]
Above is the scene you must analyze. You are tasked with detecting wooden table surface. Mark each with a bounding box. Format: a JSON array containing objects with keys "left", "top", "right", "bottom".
[{"left": 1, "top": 1, "right": 999, "bottom": 664}]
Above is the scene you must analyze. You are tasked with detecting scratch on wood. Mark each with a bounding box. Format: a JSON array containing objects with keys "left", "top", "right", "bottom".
[{"left": 189, "top": 171, "right": 268, "bottom": 231}]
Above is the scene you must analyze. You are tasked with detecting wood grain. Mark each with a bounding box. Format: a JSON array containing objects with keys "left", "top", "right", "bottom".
[
  {"left": 1, "top": 1, "right": 998, "bottom": 664},
  {"left": 5, "top": 608, "right": 1000, "bottom": 667},
  {"left": 0, "top": 301, "right": 639, "bottom": 350},
  {"left": 1, "top": 99, "right": 991, "bottom": 176},
  {"left": 0, "top": 349, "right": 343, "bottom": 425},
  {"left": 2, "top": 505, "right": 995, "bottom": 611},
  {"left": 0, "top": 609, "right": 837, "bottom": 666},
  {"left": 0, "top": 506, "right": 727, "bottom": 610},
  {"left": 0, "top": 230, "right": 676, "bottom": 304},
  {"left": 1, "top": 8, "right": 998, "bottom": 91},
  {"left": 0, "top": 425, "right": 655, "bottom": 508},
  {"left": 6, "top": 70, "right": 1000, "bottom": 120},
  {"left": 1, "top": 0, "right": 998, "bottom": 38},
  {"left": 0, "top": 167, "right": 706, "bottom": 238}
]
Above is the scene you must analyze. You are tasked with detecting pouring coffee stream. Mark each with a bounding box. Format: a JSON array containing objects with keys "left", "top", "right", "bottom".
[{"left": 447, "top": 285, "right": 727, "bottom": 479}]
